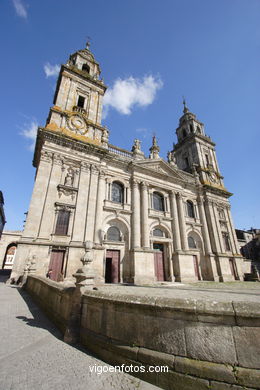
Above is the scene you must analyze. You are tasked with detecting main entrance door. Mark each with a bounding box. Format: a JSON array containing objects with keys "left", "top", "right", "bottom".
[
  {"left": 48, "top": 250, "right": 65, "bottom": 281},
  {"left": 105, "top": 250, "right": 120, "bottom": 283},
  {"left": 153, "top": 243, "right": 165, "bottom": 281}
]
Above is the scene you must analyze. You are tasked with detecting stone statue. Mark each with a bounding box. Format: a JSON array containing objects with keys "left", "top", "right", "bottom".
[
  {"left": 64, "top": 168, "right": 74, "bottom": 186},
  {"left": 132, "top": 139, "right": 141, "bottom": 152}
]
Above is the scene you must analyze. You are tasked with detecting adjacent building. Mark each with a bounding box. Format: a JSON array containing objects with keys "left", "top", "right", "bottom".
[
  {"left": 0, "top": 191, "right": 6, "bottom": 239},
  {"left": 10, "top": 43, "right": 243, "bottom": 284}
]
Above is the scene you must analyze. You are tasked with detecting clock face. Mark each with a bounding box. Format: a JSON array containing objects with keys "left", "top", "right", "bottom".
[{"left": 67, "top": 114, "right": 87, "bottom": 135}]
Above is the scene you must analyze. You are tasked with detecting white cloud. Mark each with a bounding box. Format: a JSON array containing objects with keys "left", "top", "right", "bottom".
[
  {"left": 12, "top": 0, "right": 27, "bottom": 19},
  {"left": 136, "top": 127, "right": 150, "bottom": 139},
  {"left": 20, "top": 120, "right": 38, "bottom": 151},
  {"left": 103, "top": 75, "right": 163, "bottom": 117},
  {"left": 44, "top": 63, "right": 60, "bottom": 78}
]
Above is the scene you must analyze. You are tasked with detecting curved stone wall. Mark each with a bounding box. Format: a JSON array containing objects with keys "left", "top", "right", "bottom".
[
  {"left": 80, "top": 291, "right": 260, "bottom": 390},
  {"left": 25, "top": 276, "right": 260, "bottom": 390}
]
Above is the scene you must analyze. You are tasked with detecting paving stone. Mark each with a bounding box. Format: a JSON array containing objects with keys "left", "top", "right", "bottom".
[{"left": 0, "top": 277, "right": 160, "bottom": 390}]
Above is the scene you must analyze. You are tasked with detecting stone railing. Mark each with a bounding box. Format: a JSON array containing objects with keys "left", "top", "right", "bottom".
[
  {"left": 108, "top": 144, "right": 133, "bottom": 159},
  {"left": 25, "top": 276, "right": 260, "bottom": 390}
]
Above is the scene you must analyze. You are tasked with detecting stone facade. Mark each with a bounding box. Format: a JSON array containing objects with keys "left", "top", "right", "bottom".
[{"left": 11, "top": 43, "right": 243, "bottom": 284}]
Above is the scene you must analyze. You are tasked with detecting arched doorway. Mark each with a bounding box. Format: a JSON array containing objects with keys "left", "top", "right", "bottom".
[
  {"left": 2, "top": 244, "right": 17, "bottom": 270},
  {"left": 151, "top": 226, "right": 172, "bottom": 282},
  {"left": 103, "top": 218, "right": 130, "bottom": 283}
]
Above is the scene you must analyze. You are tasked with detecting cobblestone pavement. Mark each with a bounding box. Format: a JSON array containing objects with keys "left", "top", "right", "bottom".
[{"left": 0, "top": 275, "right": 159, "bottom": 390}]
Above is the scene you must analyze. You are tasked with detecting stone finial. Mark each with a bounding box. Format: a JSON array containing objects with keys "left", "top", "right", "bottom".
[
  {"left": 183, "top": 97, "right": 189, "bottom": 114},
  {"left": 149, "top": 135, "right": 160, "bottom": 159}
]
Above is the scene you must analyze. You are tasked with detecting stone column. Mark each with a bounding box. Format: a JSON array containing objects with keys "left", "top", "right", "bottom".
[
  {"left": 213, "top": 204, "right": 225, "bottom": 253},
  {"left": 225, "top": 206, "right": 240, "bottom": 254},
  {"left": 197, "top": 195, "right": 212, "bottom": 254},
  {"left": 22, "top": 151, "right": 53, "bottom": 239},
  {"left": 141, "top": 182, "right": 149, "bottom": 248},
  {"left": 205, "top": 200, "right": 222, "bottom": 253},
  {"left": 132, "top": 179, "right": 141, "bottom": 248},
  {"left": 176, "top": 193, "right": 189, "bottom": 250},
  {"left": 169, "top": 191, "right": 182, "bottom": 251},
  {"left": 94, "top": 170, "right": 106, "bottom": 245},
  {"left": 85, "top": 165, "right": 99, "bottom": 242},
  {"left": 71, "top": 162, "right": 90, "bottom": 243}
]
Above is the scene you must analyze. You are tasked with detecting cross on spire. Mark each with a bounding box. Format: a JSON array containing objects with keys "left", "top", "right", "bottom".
[{"left": 86, "top": 36, "right": 91, "bottom": 50}]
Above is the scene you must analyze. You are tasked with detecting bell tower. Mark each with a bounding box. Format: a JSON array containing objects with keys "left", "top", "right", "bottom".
[
  {"left": 171, "top": 101, "right": 227, "bottom": 192},
  {"left": 45, "top": 41, "right": 109, "bottom": 147}
]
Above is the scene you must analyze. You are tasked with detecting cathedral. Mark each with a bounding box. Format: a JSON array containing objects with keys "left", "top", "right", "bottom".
[{"left": 11, "top": 43, "right": 244, "bottom": 284}]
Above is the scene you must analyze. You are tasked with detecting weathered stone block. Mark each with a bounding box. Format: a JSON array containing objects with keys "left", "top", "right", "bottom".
[
  {"left": 233, "top": 302, "right": 260, "bottom": 327},
  {"left": 233, "top": 327, "right": 260, "bottom": 369},
  {"left": 140, "top": 316, "right": 187, "bottom": 356},
  {"left": 158, "top": 370, "right": 209, "bottom": 390},
  {"left": 175, "top": 356, "right": 236, "bottom": 383},
  {"left": 137, "top": 347, "right": 174, "bottom": 368},
  {"left": 236, "top": 366, "right": 260, "bottom": 388},
  {"left": 185, "top": 323, "right": 237, "bottom": 365},
  {"left": 210, "top": 381, "right": 254, "bottom": 390}
]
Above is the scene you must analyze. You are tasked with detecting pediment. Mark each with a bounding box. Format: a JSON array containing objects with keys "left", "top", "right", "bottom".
[{"left": 132, "top": 159, "right": 191, "bottom": 182}]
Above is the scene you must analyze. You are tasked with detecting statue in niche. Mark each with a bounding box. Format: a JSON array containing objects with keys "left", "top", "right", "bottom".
[{"left": 64, "top": 168, "right": 74, "bottom": 187}]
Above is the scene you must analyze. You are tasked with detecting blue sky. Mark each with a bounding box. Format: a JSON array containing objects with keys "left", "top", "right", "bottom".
[{"left": 1, "top": 0, "right": 259, "bottom": 231}]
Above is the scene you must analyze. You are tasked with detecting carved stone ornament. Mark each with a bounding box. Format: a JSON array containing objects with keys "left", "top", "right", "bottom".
[
  {"left": 67, "top": 114, "right": 88, "bottom": 135},
  {"left": 57, "top": 185, "right": 78, "bottom": 201},
  {"left": 81, "top": 162, "right": 90, "bottom": 172},
  {"left": 53, "top": 153, "right": 64, "bottom": 165},
  {"left": 41, "top": 150, "right": 53, "bottom": 162}
]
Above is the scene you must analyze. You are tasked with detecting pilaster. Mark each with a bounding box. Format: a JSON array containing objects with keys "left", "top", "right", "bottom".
[
  {"left": 169, "top": 191, "right": 182, "bottom": 252},
  {"left": 71, "top": 162, "right": 90, "bottom": 243},
  {"left": 132, "top": 179, "right": 141, "bottom": 248},
  {"left": 94, "top": 170, "right": 106, "bottom": 245},
  {"left": 84, "top": 165, "right": 99, "bottom": 242},
  {"left": 38, "top": 153, "right": 64, "bottom": 240},
  {"left": 141, "top": 182, "right": 150, "bottom": 248},
  {"left": 22, "top": 151, "right": 53, "bottom": 239},
  {"left": 205, "top": 200, "right": 222, "bottom": 253},
  {"left": 176, "top": 193, "right": 189, "bottom": 251}
]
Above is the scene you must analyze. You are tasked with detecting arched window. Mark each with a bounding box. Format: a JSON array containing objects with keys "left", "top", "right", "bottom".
[
  {"left": 196, "top": 126, "right": 201, "bottom": 134},
  {"left": 111, "top": 182, "right": 124, "bottom": 203},
  {"left": 190, "top": 124, "right": 193, "bottom": 133},
  {"left": 183, "top": 129, "right": 187, "bottom": 138},
  {"left": 187, "top": 200, "right": 195, "bottom": 218},
  {"left": 107, "top": 226, "right": 121, "bottom": 241},
  {"left": 153, "top": 192, "right": 164, "bottom": 211},
  {"left": 153, "top": 228, "right": 164, "bottom": 237},
  {"left": 188, "top": 236, "right": 197, "bottom": 249},
  {"left": 82, "top": 63, "right": 90, "bottom": 73}
]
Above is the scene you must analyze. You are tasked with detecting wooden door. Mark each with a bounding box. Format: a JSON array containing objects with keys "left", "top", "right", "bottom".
[
  {"left": 193, "top": 255, "right": 201, "bottom": 281},
  {"left": 105, "top": 250, "right": 120, "bottom": 283},
  {"left": 48, "top": 250, "right": 64, "bottom": 281},
  {"left": 154, "top": 243, "right": 165, "bottom": 281}
]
